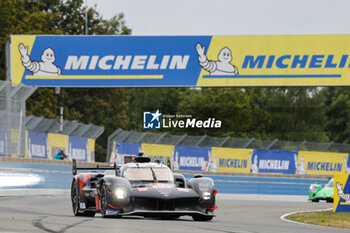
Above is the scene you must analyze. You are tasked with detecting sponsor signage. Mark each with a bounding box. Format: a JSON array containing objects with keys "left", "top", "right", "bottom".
[
  {"left": 68, "top": 136, "right": 87, "bottom": 161},
  {"left": 27, "top": 131, "right": 47, "bottom": 159},
  {"left": 111, "top": 142, "right": 141, "bottom": 164},
  {"left": 10, "top": 34, "right": 350, "bottom": 87},
  {"left": 212, "top": 147, "right": 251, "bottom": 173},
  {"left": 141, "top": 143, "right": 174, "bottom": 167},
  {"left": 174, "top": 145, "right": 211, "bottom": 171},
  {"left": 250, "top": 150, "right": 296, "bottom": 174},
  {"left": 297, "top": 151, "right": 346, "bottom": 175},
  {"left": 334, "top": 173, "right": 350, "bottom": 212}
]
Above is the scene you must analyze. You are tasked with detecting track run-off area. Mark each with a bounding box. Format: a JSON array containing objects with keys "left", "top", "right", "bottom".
[{"left": 0, "top": 159, "right": 348, "bottom": 233}]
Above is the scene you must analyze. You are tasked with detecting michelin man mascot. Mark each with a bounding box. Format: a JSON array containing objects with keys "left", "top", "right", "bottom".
[
  {"left": 209, "top": 152, "right": 218, "bottom": 172},
  {"left": 19, "top": 43, "right": 61, "bottom": 76},
  {"left": 336, "top": 182, "right": 350, "bottom": 202},
  {"left": 294, "top": 154, "right": 306, "bottom": 175},
  {"left": 249, "top": 152, "right": 259, "bottom": 174},
  {"left": 196, "top": 43, "right": 238, "bottom": 76},
  {"left": 172, "top": 151, "right": 180, "bottom": 170},
  {"left": 344, "top": 156, "right": 350, "bottom": 173}
]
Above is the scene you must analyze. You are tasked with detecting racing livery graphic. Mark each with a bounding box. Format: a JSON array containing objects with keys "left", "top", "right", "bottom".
[
  {"left": 196, "top": 43, "right": 239, "bottom": 76},
  {"left": 18, "top": 43, "right": 61, "bottom": 76}
]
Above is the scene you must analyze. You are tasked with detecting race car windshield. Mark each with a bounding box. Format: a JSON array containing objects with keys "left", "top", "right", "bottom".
[
  {"left": 124, "top": 167, "right": 174, "bottom": 183},
  {"left": 326, "top": 180, "right": 334, "bottom": 187}
]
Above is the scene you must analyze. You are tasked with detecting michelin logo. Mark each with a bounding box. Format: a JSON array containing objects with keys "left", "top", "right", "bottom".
[
  {"left": 196, "top": 43, "right": 239, "bottom": 75},
  {"left": 64, "top": 55, "right": 189, "bottom": 70},
  {"left": 143, "top": 110, "right": 161, "bottom": 129},
  {"left": 19, "top": 43, "right": 61, "bottom": 75}
]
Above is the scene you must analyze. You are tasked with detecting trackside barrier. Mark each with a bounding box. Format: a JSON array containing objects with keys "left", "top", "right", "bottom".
[
  {"left": 111, "top": 142, "right": 350, "bottom": 176},
  {"left": 0, "top": 130, "right": 96, "bottom": 162}
]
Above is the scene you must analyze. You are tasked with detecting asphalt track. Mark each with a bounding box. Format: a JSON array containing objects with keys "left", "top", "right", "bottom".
[{"left": 0, "top": 194, "right": 349, "bottom": 233}]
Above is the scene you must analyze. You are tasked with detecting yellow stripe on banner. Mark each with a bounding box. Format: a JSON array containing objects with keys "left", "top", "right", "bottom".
[
  {"left": 25, "top": 75, "right": 164, "bottom": 80},
  {"left": 340, "top": 202, "right": 350, "bottom": 205}
]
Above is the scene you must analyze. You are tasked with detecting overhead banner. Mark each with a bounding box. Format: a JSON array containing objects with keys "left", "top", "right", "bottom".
[
  {"left": 174, "top": 145, "right": 211, "bottom": 171},
  {"left": 10, "top": 34, "right": 350, "bottom": 87},
  {"left": 211, "top": 147, "right": 252, "bottom": 173},
  {"left": 251, "top": 149, "right": 297, "bottom": 174},
  {"left": 334, "top": 173, "right": 350, "bottom": 212},
  {"left": 27, "top": 131, "right": 47, "bottom": 159},
  {"left": 296, "top": 151, "right": 346, "bottom": 175},
  {"left": 141, "top": 143, "right": 174, "bottom": 167}
]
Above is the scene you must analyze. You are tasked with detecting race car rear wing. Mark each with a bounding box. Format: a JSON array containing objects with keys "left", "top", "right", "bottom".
[{"left": 72, "top": 159, "right": 119, "bottom": 176}]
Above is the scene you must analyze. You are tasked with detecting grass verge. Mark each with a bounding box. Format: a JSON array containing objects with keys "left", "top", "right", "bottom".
[{"left": 285, "top": 210, "right": 350, "bottom": 229}]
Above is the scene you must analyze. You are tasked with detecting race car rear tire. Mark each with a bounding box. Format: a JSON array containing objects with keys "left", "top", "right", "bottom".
[
  {"left": 311, "top": 199, "right": 319, "bottom": 202},
  {"left": 71, "top": 179, "right": 96, "bottom": 217},
  {"left": 192, "top": 215, "right": 213, "bottom": 221}
]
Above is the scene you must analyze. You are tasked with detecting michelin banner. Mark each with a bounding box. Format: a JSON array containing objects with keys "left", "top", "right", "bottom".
[
  {"left": 110, "top": 142, "right": 141, "bottom": 164},
  {"left": 27, "top": 131, "right": 47, "bottom": 159},
  {"left": 212, "top": 147, "right": 252, "bottom": 173},
  {"left": 250, "top": 149, "right": 297, "bottom": 174},
  {"left": 10, "top": 34, "right": 350, "bottom": 87},
  {"left": 47, "top": 133, "right": 69, "bottom": 159},
  {"left": 141, "top": 143, "right": 174, "bottom": 167},
  {"left": 296, "top": 151, "right": 347, "bottom": 175},
  {"left": 334, "top": 173, "right": 350, "bottom": 212},
  {"left": 68, "top": 136, "right": 87, "bottom": 161},
  {"left": 174, "top": 145, "right": 211, "bottom": 171}
]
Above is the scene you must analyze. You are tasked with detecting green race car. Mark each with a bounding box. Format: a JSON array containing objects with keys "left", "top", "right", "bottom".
[{"left": 308, "top": 178, "right": 334, "bottom": 202}]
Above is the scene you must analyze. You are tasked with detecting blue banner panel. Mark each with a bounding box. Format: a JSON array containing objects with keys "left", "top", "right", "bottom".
[
  {"left": 345, "top": 154, "right": 350, "bottom": 173},
  {"left": 68, "top": 136, "right": 87, "bottom": 161},
  {"left": 14, "top": 35, "right": 211, "bottom": 87},
  {"left": 27, "top": 131, "right": 47, "bottom": 159},
  {"left": 250, "top": 149, "right": 297, "bottom": 174},
  {"left": 111, "top": 142, "right": 141, "bottom": 164},
  {"left": 174, "top": 145, "right": 211, "bottom": 171},
  {"left": 0, "top": 127, "right": 6, "bottom": 156}
]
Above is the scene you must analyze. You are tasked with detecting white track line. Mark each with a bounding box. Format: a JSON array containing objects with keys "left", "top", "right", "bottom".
[{"left": 280, "top": 208, "right": 333, "bottom": 226}]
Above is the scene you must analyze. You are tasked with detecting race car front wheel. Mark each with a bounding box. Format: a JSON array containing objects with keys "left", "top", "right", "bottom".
[
  {"left": 71, "top": 179, "right": 95, "bottom": 217},
  {"left": 100, "top": 183, "right": 108, "bottom": 217}
]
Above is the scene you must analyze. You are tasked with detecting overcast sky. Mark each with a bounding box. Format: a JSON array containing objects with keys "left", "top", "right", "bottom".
[{"left": 88, "top": 0, "right": 350, "bottom": 36}]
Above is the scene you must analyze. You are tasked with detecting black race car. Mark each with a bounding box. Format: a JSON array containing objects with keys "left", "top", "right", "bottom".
[{"left": 71, "top": 157, "right": 217, "bottom": 221}]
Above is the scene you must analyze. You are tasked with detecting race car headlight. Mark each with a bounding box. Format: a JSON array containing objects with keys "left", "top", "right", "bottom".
[
  {"left": 115, "top": 188, "right": 126, "bottom": 199},
  {"left": 202, "top": 191, "right": 211, "bottom": 200},
  {"left": 309, "top": 185, "right": 318, "bottom": 194}
]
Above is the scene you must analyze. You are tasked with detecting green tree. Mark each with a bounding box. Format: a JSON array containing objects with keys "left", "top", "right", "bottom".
[
  {"left": 324, "top": 87, "right": 350, "bottom": 143},
  {"left": 1, "top": 0, "right": 133, "bottom": 161},
  {"left": 264, "top": 87, "right": 328, "bottom": 142}
]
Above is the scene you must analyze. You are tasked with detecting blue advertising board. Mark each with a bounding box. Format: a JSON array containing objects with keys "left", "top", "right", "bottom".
[
  {"left": 68, "top": 136, "right": 87, "bottom": 161},
  {"left": 12, "top": 35, "right": 211, "bottom": 87},
  {"left": 250, "top": 149, "right": 296, "bottom": 174},
  {"left": 112, "top": 142, "right": 141, "bottom": 164},
  {"left": 174, "top": 145, "right": 211, "bottom": 171},
  {"left": 27, "top": 131, "right": 47, "bottom": 159},
  {"left": 0, "top": 127, "right": 6, "bottom": 156}
]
